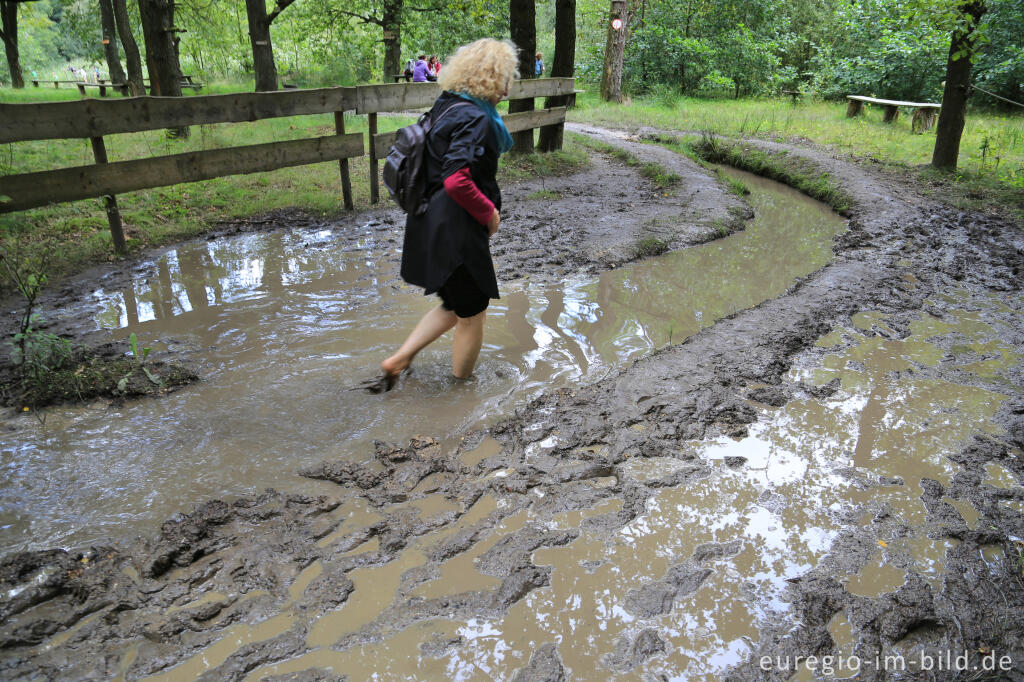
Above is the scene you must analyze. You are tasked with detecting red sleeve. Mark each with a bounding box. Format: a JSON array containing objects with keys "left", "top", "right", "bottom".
[{"left": 443, "top": 167, "right": 495, "bottom": 227}]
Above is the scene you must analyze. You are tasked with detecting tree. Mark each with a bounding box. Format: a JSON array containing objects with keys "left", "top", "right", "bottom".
[
  {"left": 931, "top": 1, "right": 987, "bottom": 170},
  {"left": 508, "top": 0, "right": 536, "bottom": 153},
  {"left": 600, "top": 0, "right": 631, "bottom": 102},
  {"left": 245, "top": 0, "right": 298, "bottom": 91},
  {"left": 97, "top": 0, "right": 126, "bottom": 86},
  {"left": 325, "top": 0, "right": 405, "bottom": 80},
  {"left": 538, "top": 0, "right": 575, "bottom": 151},
  {"left": 715, "top": 25, "right": 778, "bottom": 98},
  {"left": 1, "top": 0, "right": 25, "bottom": 88},
  {"left": 112, "top": 0, "right": 144, "bottom": 95},
  {"left": 139, "top": 0, "right": 187, "bottom": 136}
]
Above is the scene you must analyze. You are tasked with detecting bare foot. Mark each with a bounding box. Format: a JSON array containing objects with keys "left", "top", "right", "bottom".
[{"left": 381, "top": 354, "right": 410, "bottom": 378}]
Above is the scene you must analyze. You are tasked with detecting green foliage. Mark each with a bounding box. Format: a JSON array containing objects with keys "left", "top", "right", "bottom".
[
  {"left": 128, "top": 332, "right": 151, "bottom": 365},
  {"left": 8, "top": 314, "right": 73, "bottom": 385},
  {"left": 124, "top": 332, "right": 163, "bottom": 391},
  {"left": 810, "top": 1, "right": 948, "bottom": 102},
  {"left": 5, "top": 0, "right": 1022, "bottom": 109},
  {"left": 0, "top": 247, "right": 73, "bottom": 399}
]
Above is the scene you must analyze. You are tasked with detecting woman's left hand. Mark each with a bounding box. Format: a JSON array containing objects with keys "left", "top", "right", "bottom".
[{"left": 487, "top": 209, "right": 500, "bottom": 237}]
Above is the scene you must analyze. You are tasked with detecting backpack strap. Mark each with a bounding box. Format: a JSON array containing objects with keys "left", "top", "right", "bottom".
[
  {"left": 423, "top": 99, "right": 476, "bottom": 136},
  {"left": 421, "top": 100, "right": 478, "bottom": 198}
]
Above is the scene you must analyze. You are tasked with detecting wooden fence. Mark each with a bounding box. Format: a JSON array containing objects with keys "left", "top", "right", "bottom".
[{"left": 0, "top": 78, "right": 575, "bottom": 253}]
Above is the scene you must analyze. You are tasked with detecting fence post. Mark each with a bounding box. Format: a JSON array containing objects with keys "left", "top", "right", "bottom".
[
  {"left": 334, "top": 111, "right": 354, "bottom": 210},
  {"left": 89, "top": 136, "right": 127, "bottom": 254},
  {"left": 368, "top": 112, "right": 379, "bottom": 204}
]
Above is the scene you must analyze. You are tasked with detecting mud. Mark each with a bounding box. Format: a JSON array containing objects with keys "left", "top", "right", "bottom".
[{"left": 2, "top": 125, "right": 1024, "bottom": 680}]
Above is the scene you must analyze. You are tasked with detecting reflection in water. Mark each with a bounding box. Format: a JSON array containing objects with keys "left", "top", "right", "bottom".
[
  {"left": 1, "top": 170, "right": 845, "bottom": 555},
  {"left": 246, "top": 303, "right": 1009, "bottom": 681}
]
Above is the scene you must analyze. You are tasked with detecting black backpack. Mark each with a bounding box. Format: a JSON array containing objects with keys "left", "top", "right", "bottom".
[{"left": 382, "top": 101, "right": 471, "bottom": 215}]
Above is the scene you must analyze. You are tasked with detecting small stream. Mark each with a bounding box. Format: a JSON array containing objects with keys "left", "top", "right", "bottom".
[{"left": 0, "top": 168, "right": 846, "bottom": 556}]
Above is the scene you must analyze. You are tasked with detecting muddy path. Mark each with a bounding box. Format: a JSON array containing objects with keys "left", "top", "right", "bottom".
[{"left": 2, "top": 126, "right": 1023, "bottom": 681}]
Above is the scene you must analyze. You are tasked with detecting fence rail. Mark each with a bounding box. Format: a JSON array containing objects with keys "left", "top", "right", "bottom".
[{"left": 0, "top": 78, "right": 573, "bottom": 253}]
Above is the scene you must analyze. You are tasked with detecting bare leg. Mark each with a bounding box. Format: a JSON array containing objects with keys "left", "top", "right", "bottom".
[
  {"left": 382, "top": 304, "right": 457, "bottom": 377},
  {"left": 452, "top": 310, "right": 486, "bottom": 379}
]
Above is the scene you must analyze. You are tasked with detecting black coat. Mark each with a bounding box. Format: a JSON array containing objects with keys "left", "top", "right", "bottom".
[{"left": 400, "top": 91, "right": 501, "bottom": 299}]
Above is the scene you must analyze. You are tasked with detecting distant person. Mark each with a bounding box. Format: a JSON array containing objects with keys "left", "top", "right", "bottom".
[
  {"left": 412, "top": 55, "right": 430, "bottom": 82},
  {"left": 535, "top": 52, "right": 544, "bottom": 76},
  {"left": 403, "top": 58, "right": 415, "bottom": 81},
  {"left": 429, "top": 55, "right": 441, "bottom": 79},
  {"left": 94, "top": 66, "right": 101, "bottom": 82},
  {"left": 376, "top": 38, "right": 518, "bottom": 390}
]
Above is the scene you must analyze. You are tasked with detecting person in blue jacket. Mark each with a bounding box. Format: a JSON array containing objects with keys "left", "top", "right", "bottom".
[{"left": 378, "top": 38, "right": 518, "bottom": 389}]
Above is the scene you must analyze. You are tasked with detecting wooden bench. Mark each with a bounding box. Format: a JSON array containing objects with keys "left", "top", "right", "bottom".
[
  {"left": 33, "top": 79, "right": 81, "bottom": 89},
  {"left": 141, "top": 77, "right": 204, "bottom": 93},
  {"left": 75, "top": 81, "right": 129, "bottom": 97},
  {"left": 392, "top": 73, "right": 411, "bottom": 83},
  {"left": 781, "top": 89, "right": 801, "bottom": 103},
  {"left": 846, "top": 95, "right": 941, "bottom": 132}
]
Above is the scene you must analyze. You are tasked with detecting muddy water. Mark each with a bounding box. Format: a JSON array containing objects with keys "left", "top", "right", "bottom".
[
  {"left": 0, "top": 169, "right": 844, "bottom": 555},
  {"left": 240, "top": 291, "right": 1011, "bottom": 682}
]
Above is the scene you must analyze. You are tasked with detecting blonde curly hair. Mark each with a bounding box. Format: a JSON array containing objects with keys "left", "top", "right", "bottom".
[{"left": 438, "top": 38, "right": 519, "bottom": 101}]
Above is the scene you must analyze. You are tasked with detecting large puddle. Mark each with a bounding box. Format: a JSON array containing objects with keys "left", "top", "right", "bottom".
[
  {"left": 1, "top": 168, "right": 845, "bottom": 555},
  {"left": 180, "top": 288, "right": 1011, "bottom": 682}
]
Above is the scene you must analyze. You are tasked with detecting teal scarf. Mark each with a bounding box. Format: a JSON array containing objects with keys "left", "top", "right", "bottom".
[{"left": 455, "top": 92, "right": 514, "bottom": 155}]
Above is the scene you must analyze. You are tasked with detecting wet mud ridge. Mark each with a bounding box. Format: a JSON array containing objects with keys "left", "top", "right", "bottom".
[{"left": 2, "top": 127, "right": 1024, "bottom": 680}]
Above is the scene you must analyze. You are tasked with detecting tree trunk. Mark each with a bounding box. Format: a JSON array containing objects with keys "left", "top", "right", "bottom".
[
  {"left": 381, "top": 0, "right": 402, "bottom": 79},
  {"left": 98, "top": 0, "right": 127, "bottom": 87},
  {"left": 1, "top": 0, "right": 24, "bottom": 88},
  {"left": 932, "top": 1, "right": 987, "bottom": 170},
  {"left": 538, "top": 0, "right": 575, "bottom": 152},
  {"left": 600, "top": 0, "right": 628, "bottom": 102},
  {"left": 112, "top": 0, "right": 145, "bottom": 95},
  {"left": 509, "top": 0, "right": 536, "bottom": 154},
  {"left": 139, "top": 0, "right": 188, "bottom": 137},
  {"left": 245, "top": 0, "right": 278, "bottom": 91}
]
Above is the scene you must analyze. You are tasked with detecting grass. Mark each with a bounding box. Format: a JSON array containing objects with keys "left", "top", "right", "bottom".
[
  {"left": 527, "top": 189, "right": 562, "bottom": 200},
  {"left": 688, "top": 132, "right": 854, "bottom": 214},
  {"left": 717, "top": 168, "right": 750, "bottom": 196},
  {"left": 498, "top": 144, "right": 590, "bottom": 182},
  {"left": 569, "top": 89, "right": 1024, "bottom": 218},
  {"left": 0, "top": 83, "right": 588, "bottom": 294},
  {"left": 633, "top": 236, "right": 670, "bottom": 258},
  {"left": 571, "top": 134, "right": 681, "bottom": 189},
  {"left": 640, "top": 162, "right": 681, "bottom": 189}
]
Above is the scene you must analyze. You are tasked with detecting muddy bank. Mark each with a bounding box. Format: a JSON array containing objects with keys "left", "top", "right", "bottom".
[{"left": 2, "top": 128, "right": 1023, "bottom": 680}]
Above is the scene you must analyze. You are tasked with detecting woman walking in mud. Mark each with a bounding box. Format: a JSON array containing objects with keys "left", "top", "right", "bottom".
[{"left": 376, "top": 38, "right": 517, "bottom": 391}]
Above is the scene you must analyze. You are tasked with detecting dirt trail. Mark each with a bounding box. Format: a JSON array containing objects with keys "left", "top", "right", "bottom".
[{"left": 2, "top": 127, "right": 1023, "bottom": 681}]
